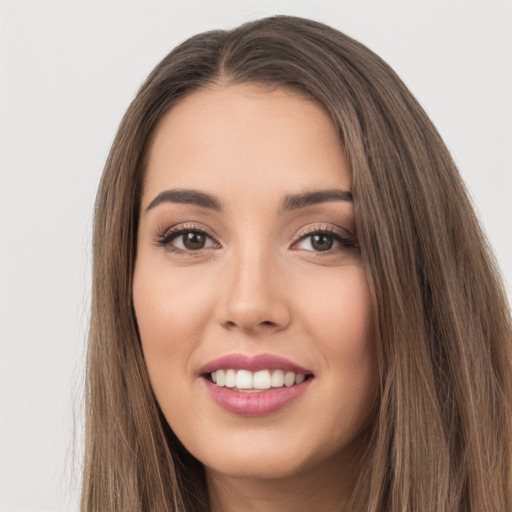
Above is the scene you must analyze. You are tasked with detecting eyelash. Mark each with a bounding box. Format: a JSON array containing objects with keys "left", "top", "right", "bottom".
[
  {"left": 293, "top": 225, "right": 359, "bottom": 253},
  {"left": 155, "top": 223, "right": 219, "bottom": 255},
  {"left": 154, "top": 223, "right": 358, "bottom": 255}
]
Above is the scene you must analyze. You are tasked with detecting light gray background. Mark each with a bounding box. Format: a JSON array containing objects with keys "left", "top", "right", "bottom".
[{"left": 1, "top": 1, "right": 511, "bottom": 511}]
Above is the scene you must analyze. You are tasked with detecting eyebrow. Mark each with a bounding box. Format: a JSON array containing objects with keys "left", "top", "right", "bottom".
[
  {"left": 280, "top": 189, "right": 353, "bottom": 212},
  {"left": 145, "top": 188, "right": 353, "bottom": 213},
  {"left": 146, "top": 189, "right": 223, "bottom": 212}
]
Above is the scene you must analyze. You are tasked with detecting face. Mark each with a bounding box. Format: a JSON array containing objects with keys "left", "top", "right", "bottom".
[{"left": 133, "top": 84, "right": 377, "bottom": 483}]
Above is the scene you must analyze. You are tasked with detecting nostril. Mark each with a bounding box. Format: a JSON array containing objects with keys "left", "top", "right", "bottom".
[
  {"left": 219, "top": 300, "right": 291, "bottom": 332},
  {"left": 225, "top": 319, "right": 276, "bottom": 329}
]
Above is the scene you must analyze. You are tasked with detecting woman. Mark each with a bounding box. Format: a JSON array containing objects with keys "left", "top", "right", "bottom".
[{"left": 81, "top": 15, "right": 512, "bottom": 511}]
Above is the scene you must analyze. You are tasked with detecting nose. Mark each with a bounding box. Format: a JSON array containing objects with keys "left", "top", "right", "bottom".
[{"left": 216, "top": 248, "right": 291, "bottom": 334}]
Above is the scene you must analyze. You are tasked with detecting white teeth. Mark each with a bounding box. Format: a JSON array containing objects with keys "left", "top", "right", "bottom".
[
  {"left": 210, "top": 369, "right": 308, "bottom": 390},
  {"left": 271, "top": 369, "right": 285, "bottom": 387},
  {"left": 235, "top": 369, "right": 253, "bottom": 389},
  {"left": 284, "top": 372, "right": 295, "bottom": 387},
  {"left": 216, "top": 369, "right": 225, "bottom": 386},
  {"left": 225, "top": 369, "right": 236, "bottom": 388},
  {"left": 253, "top": 370, "right": 272, "bottom": 390}
]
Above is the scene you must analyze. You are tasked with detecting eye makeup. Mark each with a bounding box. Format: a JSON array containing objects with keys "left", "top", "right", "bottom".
[
  {"left": 154, "top": 222, "right": 220, "bottom": 255},
  {"left": 292, "top": 223, "right": 359, "bottom": 254},
  {"left": 153, "top": 220, "right": 359, "bottom": 258}
]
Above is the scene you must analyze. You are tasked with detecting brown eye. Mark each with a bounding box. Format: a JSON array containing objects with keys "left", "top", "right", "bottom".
[
  {"left": 292, "top": 228, "right": 358, "bottom": 253},
  {"left": 311, "top": 234, "right": 334, "bottom": 251},
  {"left": 157, "top": 227, "right": 219, "bottom": 253},
  {"left": 181, "top": 231, "right": 207, "bottom": 250}
]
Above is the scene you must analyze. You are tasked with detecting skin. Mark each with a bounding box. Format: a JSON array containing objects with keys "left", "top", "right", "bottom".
[{"left": 133, "top": 83, "right": 378, "bottom": 512}]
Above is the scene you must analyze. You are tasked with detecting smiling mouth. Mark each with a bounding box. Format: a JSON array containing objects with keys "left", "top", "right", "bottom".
[{"left": 204, "top": 369, "right": 314, "bottom": 392}]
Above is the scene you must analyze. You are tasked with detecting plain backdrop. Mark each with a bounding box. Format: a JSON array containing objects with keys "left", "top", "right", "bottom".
[{"left": 0, "top": 1, "right": 511, "bottom": 511}]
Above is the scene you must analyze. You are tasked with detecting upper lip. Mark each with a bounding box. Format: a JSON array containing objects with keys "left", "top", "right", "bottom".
[{"left": 199, "top": 353, "right": 312, "bottom": 375}]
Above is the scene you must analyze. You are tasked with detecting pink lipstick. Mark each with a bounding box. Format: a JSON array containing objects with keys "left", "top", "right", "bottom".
[
  {"left": 200, "top": 353, "right": 311, "bottom": 374},
  {"left": 200, "top": 353, "right": 313, "bottom": 416}
]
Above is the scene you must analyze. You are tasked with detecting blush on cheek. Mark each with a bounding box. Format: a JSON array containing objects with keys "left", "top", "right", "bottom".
[
  {"left": 134, "top": 273, "right": 199, "bottom": 340},
  {"left": 308, "top": 273, "right": 374, "bottom": 340}
]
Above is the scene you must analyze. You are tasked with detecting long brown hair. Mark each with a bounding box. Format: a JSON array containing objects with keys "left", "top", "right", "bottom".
[{"left": 82, "top": 15, "right": 512, "bottom": 511}]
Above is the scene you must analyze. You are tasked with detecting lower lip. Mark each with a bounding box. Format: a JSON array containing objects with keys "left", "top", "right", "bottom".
[{"left": 202, "top": 378, "right": 311, "bottom": 416}]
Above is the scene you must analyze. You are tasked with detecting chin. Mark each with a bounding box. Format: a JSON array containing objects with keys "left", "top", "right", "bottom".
[
  {"left": 185, "top": 419, "right": 367, "bottom": 484},
  {"left": 206, "top": 460, "right": 316, "bottom": 484},
  {"left": 204, "top": 450, "right": 310, "bottom": 480}
]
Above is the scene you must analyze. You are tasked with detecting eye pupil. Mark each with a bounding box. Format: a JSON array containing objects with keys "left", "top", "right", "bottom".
[
  {"left": 183, "top": 232, "right": 206, "bottom": 250},
  {"left": 312, "top": 234, "right": 333, "bottom": 251}
]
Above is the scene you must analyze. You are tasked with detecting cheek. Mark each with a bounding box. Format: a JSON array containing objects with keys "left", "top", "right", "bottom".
[
  {"left": 133, "top": 261, "right": 209, "bottom": 342},
  {"left": 303, "top": 266, "right": 375, "bottom": 351},
  {"left": 301, "top": 266, "right": 378, "bottom": 411},
  {"left": 132, "top": 264, "right": 212, "bottom": 435},
  {"left": 132, "top": 263, "right": 213, "bottom": 390}
]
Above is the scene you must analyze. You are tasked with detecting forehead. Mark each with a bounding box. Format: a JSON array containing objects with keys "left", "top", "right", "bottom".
[{"left": 142, "top": 84, "right": 350, "bottom": 207}]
